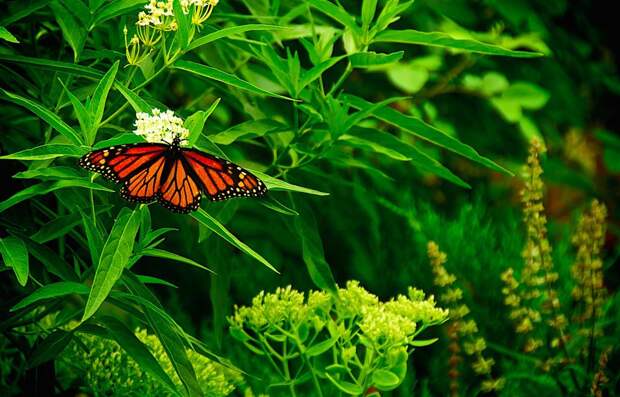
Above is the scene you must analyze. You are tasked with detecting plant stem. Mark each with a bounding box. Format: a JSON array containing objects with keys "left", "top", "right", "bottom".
[{"left": 283, "top": 338, "right": 297, "bottom": 397}]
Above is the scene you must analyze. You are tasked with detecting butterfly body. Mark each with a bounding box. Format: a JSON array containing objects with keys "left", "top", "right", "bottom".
[{"left": 79, "top": 138, "right": 267, "bottom": 213}]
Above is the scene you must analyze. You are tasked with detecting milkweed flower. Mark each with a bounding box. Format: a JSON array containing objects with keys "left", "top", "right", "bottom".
[{"left": 133, "top": 108, "right": 190, "bottom": 143}]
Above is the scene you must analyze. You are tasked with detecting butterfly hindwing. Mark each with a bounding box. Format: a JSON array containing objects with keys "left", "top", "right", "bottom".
[
  {"left": 156, "top": 158, "right": 202, "bottom": 213},
  {"left": 182, "top": 149, "right": 267, "bottom": 201}
]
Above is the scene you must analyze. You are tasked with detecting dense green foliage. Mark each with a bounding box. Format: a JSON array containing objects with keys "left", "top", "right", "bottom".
[{"left": 1, "top": 0, "right": 618, "bottom": 396}]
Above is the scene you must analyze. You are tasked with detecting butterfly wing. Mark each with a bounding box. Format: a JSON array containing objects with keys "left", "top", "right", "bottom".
[
  {"left": 156, "top": 158, "right": 202, "bottom": 213},
  {"left": 181, "top": 149, "right": 267, "bottom": 201},
  {"left": 79, "top": 143, "right": 168, "bottom": 183}
]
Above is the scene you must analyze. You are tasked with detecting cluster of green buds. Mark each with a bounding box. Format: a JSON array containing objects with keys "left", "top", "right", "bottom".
[
  {"left": 229, "top": 281, "right": 448, "bottom": 396},
  {"left": 57, "top": 325, "right": 240, "bottom": 396},
  {"left": 124, "top": 0, "right": 220, "bottom": 65}
]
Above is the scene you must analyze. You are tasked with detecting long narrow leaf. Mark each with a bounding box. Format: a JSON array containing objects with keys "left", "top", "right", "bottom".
[
  {"left": 373, "top": 29, "right": 543, "bottom": 58},
  {"left": 1, "top": 89, "right": 82, "bottom": 145},
  {"left": 191, "top": 209, "right": 279, "bottom": 273},
  {"left": 344, "top": 95, "right": 512, "bottom": 175},
  {"left": 173, "top": 60, "right": 294, "bottom": 101},
  {"left": 82, "top": 208, "right": 141, "bottom": 322}
]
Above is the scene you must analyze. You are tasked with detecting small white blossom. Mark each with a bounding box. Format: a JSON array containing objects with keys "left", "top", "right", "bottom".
[{"left": 133, "top": 108, "right": 189, "bottom": 143}]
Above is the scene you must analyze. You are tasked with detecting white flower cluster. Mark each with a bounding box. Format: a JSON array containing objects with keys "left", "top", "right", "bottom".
[
  {"left": 133, "top": 108, "right": 189, "bottom": 143},
  {"left": 138, "top": 0, "right": 176, "bottom": 30},
  {"left": 181, "top": 0, "right": 219, "bottom": 9}
]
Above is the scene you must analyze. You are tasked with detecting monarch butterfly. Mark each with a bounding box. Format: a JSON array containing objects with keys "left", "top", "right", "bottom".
[{"left": 79, "top": 136, "right": 267, "bottom": 213}]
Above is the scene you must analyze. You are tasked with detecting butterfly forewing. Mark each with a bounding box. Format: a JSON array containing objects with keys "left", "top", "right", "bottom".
[{"left": 79, "top": 144, "right": 167, "bottom": 182}]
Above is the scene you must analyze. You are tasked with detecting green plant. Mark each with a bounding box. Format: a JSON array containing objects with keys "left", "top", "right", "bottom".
[
  {"left": 229, "top": 282, "right": 448, "bottom": 396},
  {"left": 1, "top": 0, "right": 616, "bottom": 396}
]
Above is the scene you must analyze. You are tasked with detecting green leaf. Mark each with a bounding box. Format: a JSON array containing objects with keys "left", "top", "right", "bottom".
[
  {"left": 188, "top": 24, "right": 286, "bottom": 51},
  {"left": 13, "top": 166, "right": 82, "bottom": 181},
  {"left": 374, "top": 29, "right": 544, "bottom": 57},
  {"left": 115, "top": 82, "right": 152, "bottom": 113},
  {"left": 1, "top": 89, "right": 82, "bottom": 145},
  {"left": 300, "top": 55, "right": 346, "bottom": 92},
  {"left": 60, "top": 80, "right": 91, "bottom": 136},
  {"left": 0, "top": 26, "right": 19, "bottom": 43},
  {"left": 344, "top": 95, "right": 511, "bottom": 175},
  {"left": 209, "top": 119, "right": 288, "bottom": 145},
  {"left": 387, "top": 64, "right": 428, "bottom": 93},
  {"left": 80, "top": 211, "right": 104, "bottom": 266},
  {"left": 325, "top": 373, "right": 364, "bottom": 395},
  {"left": 136, "top": 275, "right": 178, "bottom": 288},
  {"left": 191, "top": 209, "right": 279, "bottom": 273},
  {"left": 11, "top": 281, "right": 89, "bottom": 311},
  {"left": 0, "top": 0, "right": 51, "bottom": 26},
  {"left": 350, "top": 51, "right": 403, "bottom": 68},
  {"left": 307, "top": 0, "right": 361, "bottom": 35},
  {"left": 121, "top": 272, "right": 203, "bottom": 397},
  {"left": 88, "top": 61, "right": 119, "bottom": 143},
  {"left": 28, "top": 330, "right": 73, "bottom": 368},
  {"left": 502, "top": 82, "right": 550, "bottom": 110},
  {"left": 251, "top": 171, "right": 329, "bottom": 196},
  {"left": 341, "top": 127, "right": 470, "bottom": 188},
  {"left": 173, "top": 60, "right": 294, "bottom": 101},
  {"left": 305, "top": 337, "right": 337, "bottom": 357},
  {"left": 92, "top": 133, "right": 145, "bottom": 149},
  {"left": 0, "top": 180, "right": 113, "bottom": 214},
  {"left": 0, "top": 54, "right": 102, "bottom": 79},
  {"left": 25, "top": 239, "right": 78, "bottom": 281},
  {"left": 361, "top": 0, "right": 378, "bottom": 28},
  {"left": 102, "top": 316, "right": 180, "bottom": 396},
  {"left": 50, "top": 0, "right": 86, "bottom": 61},
  {"left": 372, "top": 369, "right": 401, "bottom": 390},
  {"left": 32, "top": 211, "right": 84, "bottom": 244},
  {"left": 260, "top": 196, "right": 299, "bottom": 216},
  {"left": 0, "top": 236, "right": 29, "bottom": 286},
  {"left": 90, "top": 0, "right": 145, "bottom": 29},
  {"left": 0, "top": 144, "right": 87, "bottom": 160},
  {"left": 172, "top": 0, "right": 192, "bottom": 50},
  {"left": 410, "top": 338, "right": 439, "bottom": 347},
  {"left": 186, "top": 99, "right": 220, "bottom": 146},
  {"left": 141, "top": 248, "right": 214, "bottom": 274},
  {"left": 82, "top": 208, "right": 141, "bottom": 322},
  {"left": 293, "top": 202, "right": 337, "bottom": 292}
]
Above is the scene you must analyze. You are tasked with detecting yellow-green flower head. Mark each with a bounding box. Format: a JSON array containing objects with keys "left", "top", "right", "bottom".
[
  {"left": 384, "top": 294, "right": 448, "bottom": 325},
  {"left": 337, "top": 280, "right": 379, "bottom": 318},
  {"left": 133, "top": 108, "right": 189, "bottom": 143},
  {"left": 359, "top": 305, "right": 415, "bottom": 345}
]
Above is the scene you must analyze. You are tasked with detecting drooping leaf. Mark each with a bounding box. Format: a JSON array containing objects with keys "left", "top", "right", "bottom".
[
  {"left": 101, "top": 316, "right": 180, "bottom": 396},
  {"left": 0, "top": 180, "right": 113, "bottom": 214},
  {"left": 11, "top": 281, "right": 89, "bottom": 311},
  {"left": 191, "top": 209, "right": 278, "bottom": 273},
  {"left": 0, "top": 144, "right": 87, "bottom": 160},
  {"left": 121, "top": 272, "right": 203, "bottom": 397},
  {"left": 293, "top": 202, "right": 337, "bottom": 293},
  {"left": 0, "top": 236, "right": 29, "bottom": 286},
  {"left": 0, "top": 26, "right": 19, "bottom": 43},
  {"left": 1, "top": 89, "right": 82, "bottom": 145},
  {"left": 28, "top": 330, "right": 73, "bottom": 368}
]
